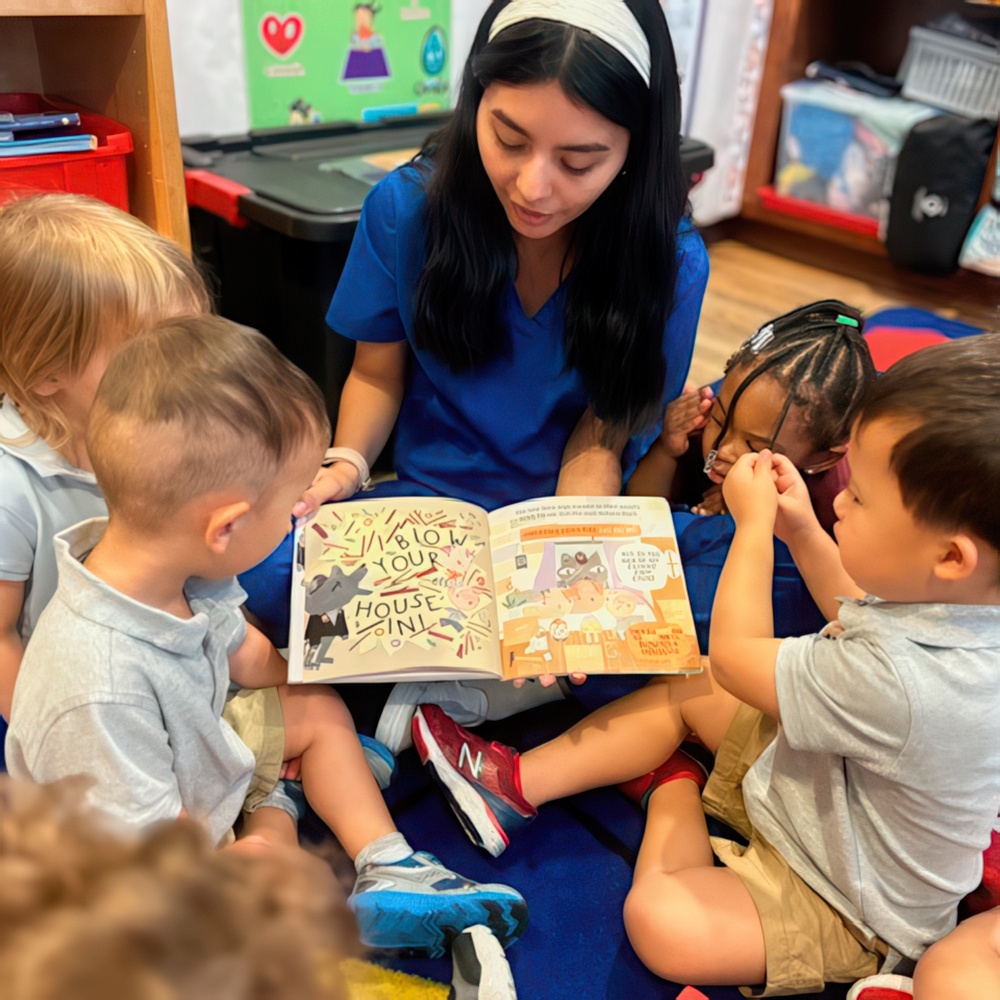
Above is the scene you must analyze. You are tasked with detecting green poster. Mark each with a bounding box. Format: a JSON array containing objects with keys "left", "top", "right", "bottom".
[{"left": 242, "top": 2, "right": 451, "bottom": 128}]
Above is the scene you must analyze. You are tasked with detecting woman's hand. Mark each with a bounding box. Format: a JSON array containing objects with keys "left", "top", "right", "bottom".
[
  {"left": 292, "top": 461, "right": 361, "bottom": 519},
  {"left": 513, "top": 672, "right": 586, "bottom": 689},
  {"left": 659, "top": 382, "right": 714, "bottom": 459}
]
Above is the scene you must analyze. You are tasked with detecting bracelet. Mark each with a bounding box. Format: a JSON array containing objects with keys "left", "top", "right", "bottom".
[{"left": 321, "top": 447, "right": 373, "bottom": 491}]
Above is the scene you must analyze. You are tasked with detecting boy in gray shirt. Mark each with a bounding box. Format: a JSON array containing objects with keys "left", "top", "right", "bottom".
[
  {"left": 5, "top": 316, "right": 526, "bottom": 958},
  {"left": 410, "top": 334, "right": 1000, "bottom": 994}
]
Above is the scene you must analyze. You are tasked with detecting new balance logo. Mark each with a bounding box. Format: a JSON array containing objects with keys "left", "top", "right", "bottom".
[{"left": 459, "top": 741, "right": 484, "bottom": 779}]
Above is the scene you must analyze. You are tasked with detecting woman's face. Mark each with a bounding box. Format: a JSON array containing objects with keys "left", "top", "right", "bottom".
[
  {"left": 476, "top": 80, "right": 630, "bottom": 244},
  {"left": 701, "top": 368, "right": 833, "bottom": 484}
]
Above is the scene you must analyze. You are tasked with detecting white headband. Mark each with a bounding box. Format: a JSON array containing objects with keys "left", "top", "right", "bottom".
[{"left": 488, "top": 0, "right": 651, "bottom": 86}]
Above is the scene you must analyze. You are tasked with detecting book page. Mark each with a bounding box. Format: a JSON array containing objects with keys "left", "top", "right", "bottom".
[
  {"left": 288, "top": 498, "right": 502, "bottom": 683},
  {"left": 488, "top": 496, "right": 701, "bottom": 680}
]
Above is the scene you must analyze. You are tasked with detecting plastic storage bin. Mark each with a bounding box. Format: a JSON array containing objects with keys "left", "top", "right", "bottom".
[
  {"left": 183, "top": 114, "right": 455, "bottom": 438},
  {"left": 0, "top": 94, "right": 132, "bottom": 210},
  {"left": 899, "top": 26, "right": 1000, "bottom": 120},
  {"left": 769, "top": 79, "right": 939, "bottom": 229}
]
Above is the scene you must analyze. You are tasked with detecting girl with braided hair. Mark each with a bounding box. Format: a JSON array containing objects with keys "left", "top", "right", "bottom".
[
  {"left": 373, "top": 301, "right": 878, "bottom": 748},
  {"left": 622, "top": 299, "right": 878, "bottom": 655},
  {"left": 628, "top": 298, "right": 877, "bottom": 530}
]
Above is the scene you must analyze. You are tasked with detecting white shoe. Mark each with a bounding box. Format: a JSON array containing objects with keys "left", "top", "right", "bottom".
[
  {"left": 375, "top": 681, "right": 488, "bottom": 754},
  {"left": 450, "top": 924, "right": 518, "bottom": 1000},
  {"left": 846, "top": 974, "right": 913, "bottom": 1000}
]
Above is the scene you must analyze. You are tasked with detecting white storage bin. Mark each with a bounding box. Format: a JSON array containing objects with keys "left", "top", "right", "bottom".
[{"left": 899, "top": 26, "right": 1000, "bottom": 120}]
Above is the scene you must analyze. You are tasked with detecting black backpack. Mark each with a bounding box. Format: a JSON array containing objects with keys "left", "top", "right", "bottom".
[{"left": 885, "top": 113, "right": 996, "bottom": 274}]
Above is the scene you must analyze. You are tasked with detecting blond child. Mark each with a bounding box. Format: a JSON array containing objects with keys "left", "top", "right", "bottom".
[
  {"left": 625, "top": 299, "right": 872, "bottom": 521},
  {"left": 0, "top": 775, "right": 358, "bottom": 1000},
  {"left": 411, "top": 334, "right": 1000, "bottom": 993},
  {"left": 0, "top": 193, "right": 211, "bottom": 719},
  {"left": 4, "top": 316, "right": 527, "bottom": 957}
]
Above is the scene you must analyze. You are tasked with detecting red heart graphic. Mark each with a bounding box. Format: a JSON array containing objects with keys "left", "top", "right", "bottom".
[{"left": 260, "top": 13, "right": 304, "bottom": 58}]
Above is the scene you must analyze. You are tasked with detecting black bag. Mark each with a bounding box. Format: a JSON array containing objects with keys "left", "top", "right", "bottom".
[{"left": 885, "top": 114, "right": 996, "bottom": 274}]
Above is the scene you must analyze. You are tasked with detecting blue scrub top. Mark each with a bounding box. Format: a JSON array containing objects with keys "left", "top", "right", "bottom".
[{"left": 327, "top": 163, "right": 709, "bottom": 511}]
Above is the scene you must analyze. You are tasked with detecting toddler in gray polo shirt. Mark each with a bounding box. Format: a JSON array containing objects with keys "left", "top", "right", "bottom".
[{"left": 5, "top": 315, "right": 526, "bottom": 959}]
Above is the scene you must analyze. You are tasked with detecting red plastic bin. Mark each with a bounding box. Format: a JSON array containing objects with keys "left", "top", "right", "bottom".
[{"left": 0, "top": 93, "right": 132, "bottom": 211}]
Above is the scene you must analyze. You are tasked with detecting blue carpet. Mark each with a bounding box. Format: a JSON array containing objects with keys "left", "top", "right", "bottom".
[{"left": 324, "top": 693, "right": 852, "bottom": 1000}]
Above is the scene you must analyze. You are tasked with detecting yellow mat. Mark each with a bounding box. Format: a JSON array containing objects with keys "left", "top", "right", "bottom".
[{"left": 341, "top": 957, "right": 449, "bottom": 999}]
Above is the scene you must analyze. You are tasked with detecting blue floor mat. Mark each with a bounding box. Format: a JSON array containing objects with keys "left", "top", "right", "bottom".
[{"left": 319, "top": 695, "right": 852, "bottom": 1000}]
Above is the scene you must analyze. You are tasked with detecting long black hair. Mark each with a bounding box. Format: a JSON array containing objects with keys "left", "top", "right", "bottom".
[{"left": 413, "top": 0, "right": 687, "bottom": 436}]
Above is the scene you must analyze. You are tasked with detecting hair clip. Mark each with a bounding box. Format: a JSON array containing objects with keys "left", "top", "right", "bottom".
[
  {"left": 703, "top": 449, "right": 718, "bottom": 475},
  {"left": 748, "top": 323, "right": 774, "bottom": 354},
  {"left": 835, "top": 314, "right": 860, "bottom": 328}
]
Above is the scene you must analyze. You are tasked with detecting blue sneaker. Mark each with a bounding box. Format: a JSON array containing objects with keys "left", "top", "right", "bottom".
[
  {"left": 359, "top": 733, "right": 396, "bottom": 790},
  {"left": 349, "top": 851, "right": 528, "bottom": 958}
]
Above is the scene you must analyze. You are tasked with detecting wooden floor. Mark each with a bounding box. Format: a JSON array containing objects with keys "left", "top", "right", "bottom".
[{"left": 689, "top": 236, "right": 997, "bottom": 387}]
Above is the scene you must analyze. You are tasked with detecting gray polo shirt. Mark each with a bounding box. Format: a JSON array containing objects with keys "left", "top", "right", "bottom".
[
  {"left": 748, "top": 597, "right": 1000, "bottom": 961},
  {"left": 6, "top": 518, "right": 259, "bottom": 845},
  {"left": 0, "top": 397, "right": 106, "bottom": 641}
]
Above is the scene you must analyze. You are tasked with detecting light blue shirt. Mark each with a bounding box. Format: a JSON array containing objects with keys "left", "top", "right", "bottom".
[
  {"left": 0, "top": 397, "right": 106, "bottom": 641},
  {"left": 750, "top": 597, "right": 1000, "bottom": 960},
  {"left": 6, "top": 519, "right": 270, "bottom": 845}
]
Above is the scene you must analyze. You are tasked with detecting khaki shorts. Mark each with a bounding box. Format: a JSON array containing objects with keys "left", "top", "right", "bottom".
[
  {"left": 701, "top": 703, "right": 887, "bottom": 997},
  {"left": 222, "top": 686, "right": 286, "bottom": 814}
]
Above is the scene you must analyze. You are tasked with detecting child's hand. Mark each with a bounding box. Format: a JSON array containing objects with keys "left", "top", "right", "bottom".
[
  {"left": 279, "top": 756, "right": 303, "bottom": 781},
  {"left": 659, "top": 382, "right": 714, "bottom": 459},
  {"left": 691, "top": 484, "right": 725, "bottom": 516},
  {"left": 722, "top": 451, "right": 779, "bottom": 527},
  {"left": 292, "top": 461, "right": 361, "bottom": 519},
  {"left": 771, "top": 453, "right": 821, "bottom": 542}
]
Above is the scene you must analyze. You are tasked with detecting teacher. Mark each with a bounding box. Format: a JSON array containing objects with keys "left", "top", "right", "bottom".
[
  {"left": 243, "top": 1, "right": 709, "bottom": 732},
  {"left": 297, "top": 0, "right": 709, "bottom": 517}
]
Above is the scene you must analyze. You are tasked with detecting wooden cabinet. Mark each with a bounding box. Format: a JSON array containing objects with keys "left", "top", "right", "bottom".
[
  {"left": 736, "top": 0, "right": 998, "bottom": 316},
  {"left": 0, "top": 0, "right": 189, "bottom": 250}
]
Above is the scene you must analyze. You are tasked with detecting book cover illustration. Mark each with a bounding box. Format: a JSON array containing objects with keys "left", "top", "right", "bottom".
[
  {"left": 489, "top": 497, "right": 700, "bottom": 679},
  {"left": 288, "top": 499, "right": 501, "bottom": 683},
  {"left": 287, "top": 495, "right": 700, "bottom": 683}
]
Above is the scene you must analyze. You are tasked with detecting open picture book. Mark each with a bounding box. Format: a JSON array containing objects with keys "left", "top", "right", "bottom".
[{"left": 287, "top": 494, "right": 701, "bottom": 684}]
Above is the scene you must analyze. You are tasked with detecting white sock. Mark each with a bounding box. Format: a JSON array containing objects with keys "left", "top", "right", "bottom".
[{"left": 354, "top": 831, "right": 413, "bottom": 873}]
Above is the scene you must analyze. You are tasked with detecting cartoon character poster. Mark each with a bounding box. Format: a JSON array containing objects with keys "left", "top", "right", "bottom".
[{"left": 242, "top": 2, "right": 451, "bottom": 128}]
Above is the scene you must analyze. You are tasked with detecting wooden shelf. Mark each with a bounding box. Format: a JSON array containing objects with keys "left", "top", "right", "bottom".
[
  {"left": 742, "top": 0, "right": 999, "bottom": 301},
  {"left": 0, "top": 0, "right": 189, "bottom": 250},
  {"left": 1, "top": 2, "right": 144, "bottom": 14}
]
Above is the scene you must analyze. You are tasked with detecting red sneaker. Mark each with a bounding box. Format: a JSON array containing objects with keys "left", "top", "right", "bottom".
[
  {"left": 618, "top": 742, "right": 713, "bottom": 810},
  {"left": 413, "top": 704, "right": 537, "bottom": 858},
  {"left": 845, "top": 974, "right": 913, "bottom": 1000}
]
